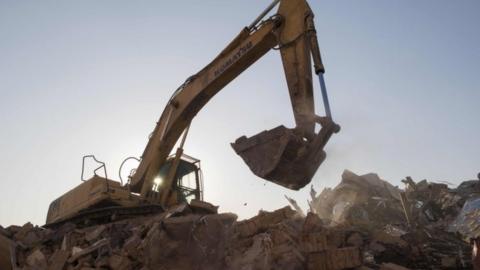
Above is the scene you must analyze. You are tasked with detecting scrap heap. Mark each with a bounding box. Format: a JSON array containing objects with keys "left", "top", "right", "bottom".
[{"left": 1, "top": 170, "right": 479, "bottom": 270}]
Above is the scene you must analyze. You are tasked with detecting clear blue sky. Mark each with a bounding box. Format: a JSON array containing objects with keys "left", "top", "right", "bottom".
[{"left": 1, "top": 0, "right": 479, "bottom": 226}]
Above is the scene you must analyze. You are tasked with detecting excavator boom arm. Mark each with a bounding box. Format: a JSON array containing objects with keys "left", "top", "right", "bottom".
[{"left": 129, "top": 0, "right": 338, "bottom": 195}]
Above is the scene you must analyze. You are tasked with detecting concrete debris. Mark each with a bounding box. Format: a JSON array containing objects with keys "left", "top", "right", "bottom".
[
  {"left": 0, "top": 225, "right": 12, "bottom": 238},
  {"left": 1, "top": 169, "right": 480, "bottom": 269},
  {"left": 302, "top": 170, "right": 479, "bottom": 269},
  {"left": 379, "top": 262, "right": 411, "bottom": 270},
  {"left": 68, "top": 238, "right": 109, "bottom": 263},
  {"left": 285, "top": 195, "right": 306, "bottom": 216},
  {"left": 26, "top": 248, "right": 47, "bottom": 269},
  {"left": 48, "top": 250, "right": 69, "bottom": 270},
  {"left": 0, "top": 234, "right": 14, "bottom": 270},
  {"left": 85, "top": 225, "right": 106, "bottom": 243},
  {"left": 0, "top": 204, "right": 359, "bottom": 270},
  {"left": 108, "top": 254, "right": 132, "bottom": 270}
]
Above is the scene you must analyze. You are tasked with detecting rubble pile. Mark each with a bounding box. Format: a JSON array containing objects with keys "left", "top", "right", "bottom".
[
  {"left": 1, "top": 204, "right": 366, "bottom": 270},
  {"left": 299, "top": 170, "right": 479, "bottom": 269},
  {"left": 1, "top": 169, "right": 479, "bottom": 270}
]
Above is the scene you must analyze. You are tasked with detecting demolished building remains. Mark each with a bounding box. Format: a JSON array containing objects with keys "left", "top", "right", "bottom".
[{"left": 1, "top": 170, "right": 480, "bottom": 269}]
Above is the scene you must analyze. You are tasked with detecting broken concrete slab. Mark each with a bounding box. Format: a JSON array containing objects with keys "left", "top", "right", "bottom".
[
  {"left": 380, "top": 262, "right": 411, "bottom": 270},
  {"left": 235, "top": 206, "right": 297, "bottom": 237},
  {"left": 307, "top": 247, "right": 362, "bottom": 270},
  {"left": 0, "top": 225, "right": 12, "bottom": 238},
  {"left": 26, "top": 249, "right": 47, "bottom": 269},
  {"left": 300, "top": 232, "right": 328, "bottom": 253},
  {"left": 85, "top": 225, "right": 106, "bottom": 242},
  {"left": 0, "top": 234, "right": 14, "bottom": 270},
  {"left": 47, "top": 250, "right": 69, "bottom": 270},
  {"left": 122, "top": 234, "right": 142, "bottom": 258},
  {"left": 13, "top": 222, "right": 34, "bottom": 242},
  {"left": 68, "top": 238, "right": 109, "bottom": 263},
  {"left": 108, "top": 254, "right": 132, "bottom": 270}
]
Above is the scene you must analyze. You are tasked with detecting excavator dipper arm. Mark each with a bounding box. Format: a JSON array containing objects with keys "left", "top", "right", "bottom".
[{"left": 129, "top": 0, "right": 339, "bottom": 197}]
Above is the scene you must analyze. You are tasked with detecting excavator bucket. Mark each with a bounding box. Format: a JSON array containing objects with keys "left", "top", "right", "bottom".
[{"left": 232, "top": 122, "right": 339, "bottom": 190}]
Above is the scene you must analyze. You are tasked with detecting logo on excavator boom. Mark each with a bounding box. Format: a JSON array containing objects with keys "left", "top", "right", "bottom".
[{"left": 214, "top": 41, "right": 253, "bottom": 78}]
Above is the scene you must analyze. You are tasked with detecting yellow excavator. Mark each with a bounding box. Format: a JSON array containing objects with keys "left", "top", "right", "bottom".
[{"left": 44, "top": 0, "right": 340, "bottom": 227}]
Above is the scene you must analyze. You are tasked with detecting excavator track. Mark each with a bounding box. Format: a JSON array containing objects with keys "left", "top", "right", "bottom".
[{"left": 44, "top": 204, "right": 164, "bottom": 229}]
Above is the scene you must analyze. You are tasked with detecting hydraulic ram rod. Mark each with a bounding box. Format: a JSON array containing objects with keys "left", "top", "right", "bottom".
[
  {"left": 249, "top": 0, "right": 281, "bottom": 30},
  {"left": 318, "top": 73, "right": 332, "bottom": 119}
]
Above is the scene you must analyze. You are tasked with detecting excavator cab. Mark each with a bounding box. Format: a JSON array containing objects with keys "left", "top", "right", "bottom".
[{"left": 152, "top": 154, "right": 203, "bottom": 204}]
